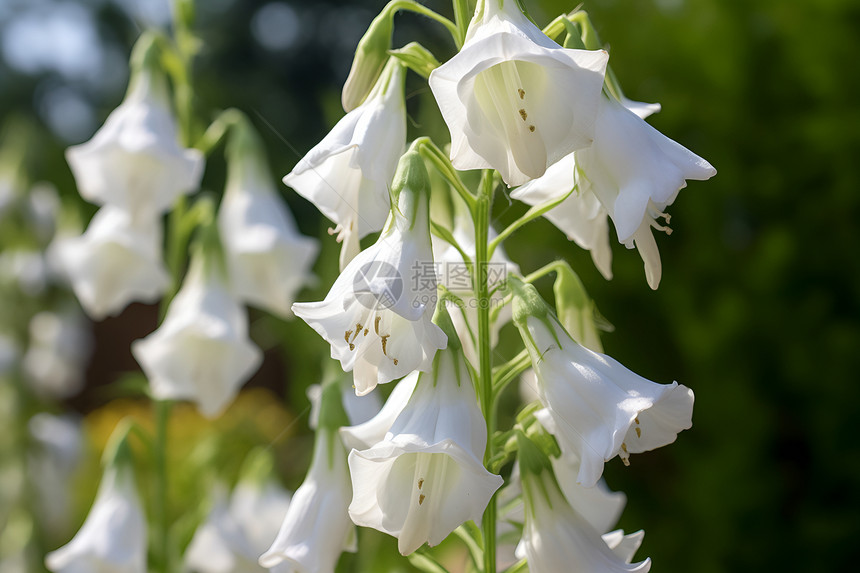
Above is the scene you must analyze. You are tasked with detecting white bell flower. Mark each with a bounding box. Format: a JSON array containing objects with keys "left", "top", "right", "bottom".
[
  {"left": 512, "top": 281, "right": 694, "bottom": 487},
  {"left": 45, "top": 463, "right": 147, "bottom": 573},
  {"left": 428, "top": 0, "right": 608, "bottom": 187},
  {"left": 259, "top": 429, "right": 355, "bottom": 573},
  {"left": 65, "top": 36, "right": 203, "bottom": 216},
  {"left": 284, "top": 58, "right": 405, "bottom": 268},
  {"left": 23, "top": 309, "right": 92, "bottom": 399},
  {"left": 51, "top": 206, "right": 170, "bottom": 320},
  {"left": 510, "top": 154, "right": 613, "bottom": 280},
  {"left": 576, "top": 95, "right": 716, "bottom": 288},
  {"left": 184, "top": 479, "right": 292, "bottom": 573},
  {"left": 218, "top": 117, "right": 318, "bottom": 319},
  {"left": 519, "top": 470, "right": 650, "bottom": 573},
  {"left": 347, "top": 349, "right": 503, "bottom": 555},
  {"left": 292, "top": 150, "right": 446, "bottom": 396},
  {"left": 132, "top": 253, "right": 263, "bottom": 418}
]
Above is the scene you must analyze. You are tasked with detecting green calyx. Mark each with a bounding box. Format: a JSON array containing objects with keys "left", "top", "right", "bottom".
[
  {"left": 342, "top": 8, "right": 395, "bottom": 111},
  {"left": 389, "top": 144, "right": 431, "bottom": 230},
  {"left": 509, "top": 276, "right": 550, "bottom": 329},
  {"left": 433, "top": 301, "right": 462, "bottom": 352},
  {"left": 317, "top": 365, "right": 351, "bottom": 431}
]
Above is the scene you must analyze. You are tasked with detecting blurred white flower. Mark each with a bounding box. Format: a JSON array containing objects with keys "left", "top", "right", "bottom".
[
  {"left": 284, "top": 59, "right": 405, "bottom": 268},
  {"left": 28, "top": 414, "right": 83, "bottom": 538},
  {"left": 347, "top": 349, "right": 503, "bottom": 555},
  {"left": 0, "top": 250, "right": 49, "bottom": 294},
  {"left": 22, "top": 309, "right": 92, "bottom": 399},
  {"left": 576, "top": 95, "right": 716, "bottom": 288},
  {"left": 259, "top": 429, "right": 355, "bottom": 573},
  {"left": 132, "top": 254, "right": 262, "bottom": 418},
  {"left": 218, "top": 118, "right": 318, "bottom": 319},
  {"left": 51, "top": 206, "right": 170, "bottom": 320},
  {"left": 45, "top": 463, "right": 147, "bottom": 573},
  {"left": 292, "top": 151, "right": 446, "bottom": 396},
  {"left": 65, "top": 41, "right": 203, "bottom": 215},
  {"left": 184, "top": 479, "right": 292, "bottom": 573},
  {"left": 428, "top": 0, "right": 607, "bottom": 186}
]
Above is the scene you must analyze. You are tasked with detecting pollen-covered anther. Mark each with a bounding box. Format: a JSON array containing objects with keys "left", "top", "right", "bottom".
[
  {"left": 418, "top": 478, "right": 424, "bottom": 489},
  {"left": 517, "top": 88, "right": 525, "bottom": 99},
  {"left": 620, "top": 443, "right": 631, "bottom": 466},
  {"left": 374, "top": 316, "right": 381, "bottom": 335},
  {"left": 345, "top": 330, "right": 355, "bottom": 351},
  {"left": 528, "top": 125, "right": 536, "bottom": 133},
  {"left": 418, "top": 494, "right": 426, "bottom": 505},
  {"left": 519, "top": 108, "right": 528, "bottom": 121}
]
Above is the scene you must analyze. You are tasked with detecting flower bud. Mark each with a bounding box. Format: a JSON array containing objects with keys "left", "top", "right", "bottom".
[{"left": 342, "top": 8, "right": 394, "bottom": 111}]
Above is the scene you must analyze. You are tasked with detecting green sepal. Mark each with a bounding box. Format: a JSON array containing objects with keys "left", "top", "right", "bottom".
[
  {"left": 389, "top": 143, "right": 431, "bottom": 230},
  {"left": 561, "top": 18, "right": 587, "bottom": 50},
  {"left": 342, "top": 6, "right": 395, "bottom": 111},
  {"left": 432, "top": 301, "right": 462, "bottom": 352},
  {"left": 388, "top": 42, "right": 441, "bottom": 80},
  {"left": 317, "top": 362, "right": 351, "bottom": 431}
]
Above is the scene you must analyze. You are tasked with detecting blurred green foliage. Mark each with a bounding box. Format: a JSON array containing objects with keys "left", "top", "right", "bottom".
[{"left": 1, "top": 0, "right": 858, "bottom": 571}]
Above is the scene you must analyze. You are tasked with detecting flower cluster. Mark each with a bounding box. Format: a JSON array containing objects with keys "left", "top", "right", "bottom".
[{"left": 38, "top": 1, "right": 715, "bottom": 572}]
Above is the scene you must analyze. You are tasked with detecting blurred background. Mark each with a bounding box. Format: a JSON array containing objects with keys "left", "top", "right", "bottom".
[{"left": 0, "top": 0, "right": 858, "bottom": 571}]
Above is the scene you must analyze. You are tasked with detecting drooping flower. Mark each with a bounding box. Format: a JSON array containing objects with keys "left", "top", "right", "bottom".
[
  {"left": 292, "top": 149, "right": 446, "bottom": 396},
  {"left": 184, "top": 455, "right": 292, "bottom": 573},
  {"left": 51, "top": 206, "right": 170, "bottom": 320},
  {"left": 428, "top": 0, "right": 608, "bottom": 187},
  {"left": 339, "top": 371, "right": 418, "bottom": 451},
  {"left": 284, "top": 57, "right": 406, "bottom": 268},
  {"left": 576, "top": 95, "right": 716, "bottom": 288},
  {"left": 519, "top": 469, "right": 650, "bottom": 573},
  {"left": 22, "top": 308, "right": 92, "bottom": 399},
  {"left": 511, "top": 279, "right": 694, "bottom": 487},
  {"left": 45, "top": 454, "right": 146, "bottom": 573},
  {"left": 65, "top": 33, "right": 203, "bottom": 216},
  {"left": 347, "top": 346, "right": 503, "bottom": 555},
  {"left": 218, "top": 114, "right": 318, "bottom": 319},
  {"left": 259, "top": 382, "right": 356, "bottom": 573},
  {"left": 131, "top": 249, "right": 262, "bottom": 418}
]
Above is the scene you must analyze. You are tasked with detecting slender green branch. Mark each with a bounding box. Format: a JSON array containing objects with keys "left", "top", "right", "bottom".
[
  {"left": 414, "top": 137, "right": 477, "bottom": 211},
  {"left": 408, "top": 551, "right": 451, "bottom": 573},
  {"left": 192, "top": 108, "right": 244, "bottom": 155},
  {"left": 431, "top": 220, "right": 474, "bottom": 269},
  {"left": 489, "top": 188, "right": 573, "bottom": 258},
  {"left": 492, "top": 349, "right": 531, "bottom": 396},
  {"left": 454, "top": 523, "right": 484, "bottom": 570},
  {"left": 153, "top": 399, "right": 172, "bottom": 573},
  {"left": 389, "top": 0, "right": 462, "bottom": 48}
]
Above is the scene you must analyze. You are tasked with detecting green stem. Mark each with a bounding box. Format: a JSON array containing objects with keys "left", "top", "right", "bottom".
[
  {"left": 389, "top": 0, "right": 463, "bottom": 48},
  {"left": 522, "top": 260, "right": 571, "bottom": 284},
  {"left": 488, "top": 188, "right": 572, "bottom": 259},
  {"left": 492, "top": 348, "right": 531, "bottom": 396},
  {"left": 452, "top": 0, "right": 471, "bottom": 46},
  {"left": 153, "top": 399, "right": 172, "bottom": 573},
  {"left": 414, "top": 137, "right": 477, "bottom": 211},
  {"left": 475, "top": 170, "right": 497, "bottom": 573}
]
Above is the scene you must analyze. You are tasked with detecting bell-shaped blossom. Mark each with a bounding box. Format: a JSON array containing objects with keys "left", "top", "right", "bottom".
[
  {"left": 428, "top": 0, "right": 607, "bottom": 187},
  {"left": 66, "top": 36, "right": 203, "bottom": 216},
  {"left": 259, "top": 429, "right": 355, "bottom": 573},
  {"left": 218, "top": 117, "right": 318, "bottom": 318},
  {"left": 519, "top": 470, "right": 650, "bottom": 573},
  {"left": 512, "top": 281, "right": 694, "bottom": 487},
  {"left": 132, "top": 252, "right": 263, "bottom": 418},
  {"left": 45, "top": 463, "right": 146, "bottom": 573},
  {"left": 576, "top": 95, "right": 716, "bottom": 288},
  {"left": 347, "top": 349, "right": 503, "bottom": 555},
  {"left": 431, "top": 196, "right": 518, "bottom": 366},
  {"left": 284, "top": 58, "right": 405, "bottom": 268},
  {"left": 292, "top": 150, "right": 446, "bottom": 396},
  {"left": 23, "top": 309, "right": 92, "bottom": 399},
  {"left": 51, "top": 206, "right": 170, "bottom": 320},
  {"left": 511, "top": 156, "right": 613, "bottom": 280},
  {"left": 184, "top": 478, "right": 292, "bottom": 573}
]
